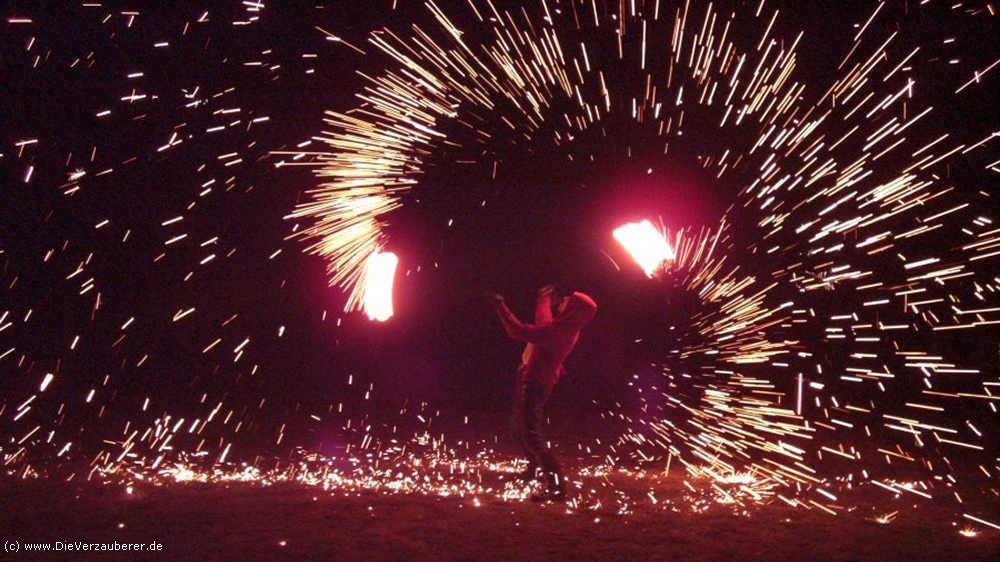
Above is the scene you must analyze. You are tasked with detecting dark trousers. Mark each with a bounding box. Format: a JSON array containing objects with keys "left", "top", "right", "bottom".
[{"left": 511, "top": 367, "right": 562, "bottom": 485}]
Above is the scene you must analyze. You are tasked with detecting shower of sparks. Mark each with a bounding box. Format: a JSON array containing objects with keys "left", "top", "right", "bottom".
[
  {"left": 363, "top": 250, "right": 398, "bottom": 322},
  {"left": 283, "top": 178, "right": 399, "bottom": 312},
  {"left": 614, "top": 220, "right": 675, "bottom": 277},
  {"left": 0, "top": 0, "right": 998, "bottom": 540},
  {"left": 282, "top": 0, "right": 999, "bottom": 517}
]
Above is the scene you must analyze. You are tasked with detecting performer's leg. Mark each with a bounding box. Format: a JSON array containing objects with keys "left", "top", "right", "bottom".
[
  {"left": 523, "top": 377, "right": 564, "bottom": 496},
  {"left": 510, "top": 368, "right": 537, "bottom": 478}
]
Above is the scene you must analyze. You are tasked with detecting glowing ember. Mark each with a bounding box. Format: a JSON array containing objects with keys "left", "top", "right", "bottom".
[
  {"left": 362, "top": 251, "right": 398, "bottom": 322},
  {"left": 613, "top": 220, "right": 675, "bottom": 277},
  {"left": 873, "top": 511, "right": 899, "bottom": 525}
]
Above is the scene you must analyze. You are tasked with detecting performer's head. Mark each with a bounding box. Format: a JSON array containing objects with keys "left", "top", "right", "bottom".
[{"left": 556, "top": 291, "right": 598, "bottom": 326}]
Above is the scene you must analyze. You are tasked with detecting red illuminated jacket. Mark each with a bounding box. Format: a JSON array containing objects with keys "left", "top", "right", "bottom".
[{"left": 495, "top": 291, "right": 598, "bottom": 383}]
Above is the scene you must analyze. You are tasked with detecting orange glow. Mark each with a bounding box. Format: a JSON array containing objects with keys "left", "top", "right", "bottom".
[
  {"left": 363, "top": 251, "right": 398, "bottom": 321},
  {"left": 613, "top": 220, "right": 674, "bottom": 277}
]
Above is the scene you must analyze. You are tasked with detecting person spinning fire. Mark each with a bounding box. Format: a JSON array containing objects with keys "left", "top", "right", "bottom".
[{"left": 489, "top": 285, "right": 598, "bottom": 501}]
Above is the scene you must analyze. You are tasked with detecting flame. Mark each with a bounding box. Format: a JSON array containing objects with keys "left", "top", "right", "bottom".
[
  {"left": 613, "top": 220, "right": 675, "bottom": 277},
  {"left": 363, "top": 251, "right": 398, "bottom": 321}
]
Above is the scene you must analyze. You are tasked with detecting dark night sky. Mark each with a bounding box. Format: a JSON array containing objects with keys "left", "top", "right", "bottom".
[{"left": 1, "top": 1, "right": 997, "bottom": 458}]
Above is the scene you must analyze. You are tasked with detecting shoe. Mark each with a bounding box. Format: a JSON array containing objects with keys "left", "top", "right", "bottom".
[{"left": 530, "top": 472, "right": 567, "bottom": 502}]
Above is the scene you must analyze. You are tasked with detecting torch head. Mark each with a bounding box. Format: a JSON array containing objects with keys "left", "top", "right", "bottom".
[{"left": 613, "top": 220, "right": 674, "bottom": 277}]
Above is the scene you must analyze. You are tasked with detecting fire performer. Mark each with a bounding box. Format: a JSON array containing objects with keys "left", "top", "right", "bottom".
[{"left": 489, "top": 285, "right": 598, "bottom": 501}]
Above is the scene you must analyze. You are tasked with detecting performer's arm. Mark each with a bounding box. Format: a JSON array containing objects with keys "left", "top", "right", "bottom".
[
  {"left": 494, "top": 300, "right": 553, "bottom": 344},
  {"left": 534, "top": 285, "right": 555, "bottom": 324}
]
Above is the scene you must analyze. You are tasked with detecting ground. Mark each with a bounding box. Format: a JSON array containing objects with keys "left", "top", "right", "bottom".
[{"left": 2, "top": 474, "right": 997, "bottom": 561}]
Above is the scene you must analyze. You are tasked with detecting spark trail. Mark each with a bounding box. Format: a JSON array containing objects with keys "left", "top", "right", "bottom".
[
  {"left": 0, "top": 0, "right": 996, "bottom": 535},
  {"left": 286, "top": 0, "right": 999, "bottom": 513}
]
